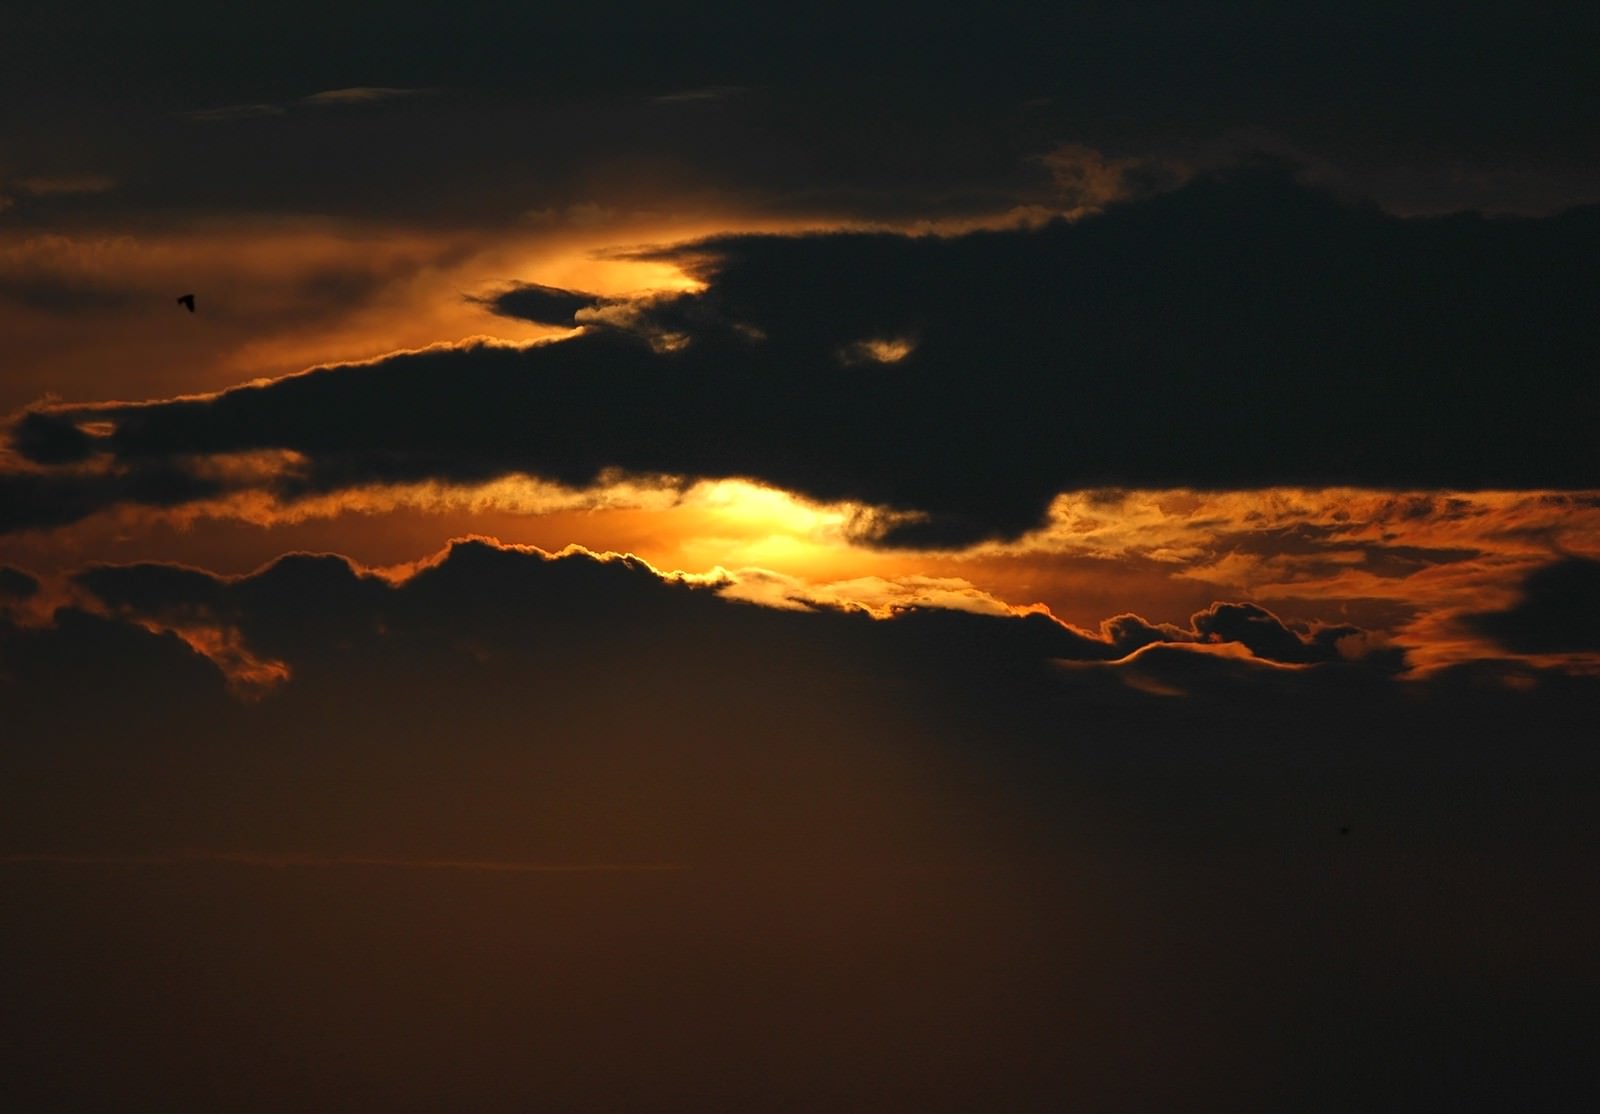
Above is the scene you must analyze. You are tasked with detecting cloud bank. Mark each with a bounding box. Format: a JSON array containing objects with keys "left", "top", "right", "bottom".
[
  {"left": 4, "top": 533, "right": 1596, "bottom": 1110},
  {"left": 6, "top": 168, "right": 1596, "bottom": 545}
]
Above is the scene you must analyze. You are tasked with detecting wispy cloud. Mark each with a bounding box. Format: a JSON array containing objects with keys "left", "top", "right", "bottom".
[
  {"left": 651, "top": 85, "right": 744, "bottom": 104},
  {"left": 14, "top": 174, "right": 116, "bottom": 196},
  {"left": 186, "top": 86, "right": 431, "bottom": 122},
  {"left": 299, "top": 86, "right": 431, "bottom": 106},
  {"left": 185, "top": 102, "right": 287, "bottom": 123},
  {"left": 0, "top": 850, "right": 687, "bottom": 872}
]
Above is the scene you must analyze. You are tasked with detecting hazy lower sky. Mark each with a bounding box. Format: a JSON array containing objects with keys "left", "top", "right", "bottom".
[{"left": 3, "top": 4, "right": 1597, "bottom": 1110}]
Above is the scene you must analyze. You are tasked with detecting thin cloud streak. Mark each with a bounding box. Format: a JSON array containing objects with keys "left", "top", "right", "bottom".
[
  {"left": 298, "top": 86, "right": 431, "bottom": 106},
  {"left": 185, "top": 86, "right": 432, "bottom": 122},
  {"left": 0, "top": 850, "right": 688, "bottom": 873}
]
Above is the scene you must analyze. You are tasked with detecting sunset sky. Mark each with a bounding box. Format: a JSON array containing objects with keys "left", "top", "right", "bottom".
[{"left": 3, "top": 4, "right": 1597, "bottom": 1110}]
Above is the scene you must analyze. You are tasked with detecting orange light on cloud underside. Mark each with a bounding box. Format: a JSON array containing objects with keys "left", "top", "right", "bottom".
[
  {"left": 0, "top": 210, "right": 816, "bottom": 414},
  {"left": 1, "top": 200, "right": 1027, "bottom": 419},
  {"left": 499, "top": 244, "right": 706, "bottom": 298},
  {"left": 5, "top": 476, "right": 1598, "bottom": 675}
]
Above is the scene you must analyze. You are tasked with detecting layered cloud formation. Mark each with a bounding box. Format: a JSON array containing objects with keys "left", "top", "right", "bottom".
[
  {"left": 6, "top": 535, "right": 1593, "bottom": 859},
  {"left": 7, "top": 168, "right": 1596, "bottom": 546},
  {"left": 4, "top": 10, "right": 1597, "bottom": 1103},
  {"left": 6, "top": 532, "right": 1596, "bottom": 1109}
]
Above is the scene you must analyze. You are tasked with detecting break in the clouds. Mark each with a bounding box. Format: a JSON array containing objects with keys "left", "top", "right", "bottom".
[{"left": 6, "top": 167, "right": 1596, "bottom": 545}]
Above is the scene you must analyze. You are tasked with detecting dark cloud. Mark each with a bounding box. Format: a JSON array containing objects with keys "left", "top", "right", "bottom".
[
  {"left": 475, "top": 282, "right": 602, "bottom": 328},
  {"left": 74, "top": 559, "right": 229, "bottom": 614},
  {"left": 9, "top": 410, "right": 97, "bottom": 463},
  {"left": 5, "top": 537, "right": 1599, "bottom": 1110},
  {"left": 1190, "top": 602, "right": 1361, "bottom": 666},
  {"left": 0, "top": 535, "right": 1569, "bottom": 878},
  {"left": 1, "top": 604, "right": 234, "bottom": 751},
  {"left": 0, "top": 565, "right": 38, "bottom": 599},
  {"left": 1464, "top": 556, "right": 1600, "bottom": 654},
  {"left": 1100, "top": 612, "right": 1183, "bottom": 655},
  {"left": 0, "top": 459, "right": 230, "bottom": 533},
  {"left": 1093, "top": 602, "right": 1390, "bottom": 671},
  {"left": 69, "top": 539, "right": 1406, "bottom": 691},
  {"left": 7, "top": 169, "right": 1596, "bottom": 543},
  {"left": 2, "top": 4, "right": 1594, "bottom": 235}
]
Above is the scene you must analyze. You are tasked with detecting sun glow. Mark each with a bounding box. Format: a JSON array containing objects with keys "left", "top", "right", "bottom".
[
  {"left": 8, "top": 467, "right": 1599, "bottom": 678},
  {"left": 517, "top": 251, "right": 706, "bottom": 298},
  {"left": 688, "top": 479, "right": 847, "bottom": 534}
]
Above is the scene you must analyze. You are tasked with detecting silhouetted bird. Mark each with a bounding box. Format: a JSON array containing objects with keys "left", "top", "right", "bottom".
[{"left": 177, "top": 294, "right": 196, "bottom": 313}]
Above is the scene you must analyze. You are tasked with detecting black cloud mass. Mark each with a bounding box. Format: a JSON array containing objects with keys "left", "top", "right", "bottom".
[
  {"left": 1464, "top": 555, "right": 1600, "bottom": 654},
  {"left": 3, "top": 538, "right": 1598, "bottom": 1110},
  {"left": 6, "top": 168, "right": 1597, "bottom": 544}
]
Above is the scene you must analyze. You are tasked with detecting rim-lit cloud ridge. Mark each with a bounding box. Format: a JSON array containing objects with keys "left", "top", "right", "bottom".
[{"left": 5, "top": 166, "right": 1596, "bottom": 544}]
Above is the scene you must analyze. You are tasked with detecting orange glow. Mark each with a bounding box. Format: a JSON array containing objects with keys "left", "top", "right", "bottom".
[
  {"left": 0, "top": 210, "right": 815, "bottom": 415},
  {"left": 6, "top": 475, "right": 1599, "bottom": 675},
  {"left": 0, "top": 202, "right": 1045, "bottom": 419},
  {"left": 839, "top": 336, "right": 918, "bottom": 365}
]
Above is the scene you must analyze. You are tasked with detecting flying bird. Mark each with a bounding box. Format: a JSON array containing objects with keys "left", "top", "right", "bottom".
[{"left": 176, "top": 294, "right": 196, "bottom": 313}]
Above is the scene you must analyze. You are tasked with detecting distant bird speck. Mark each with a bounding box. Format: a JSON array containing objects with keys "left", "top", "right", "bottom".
[
  {"left": 177, "top": 294, "right": 196, "bottom": 313},
  {"left": 1339, "top": 826, "right": 1351, "bottom": 836}
]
